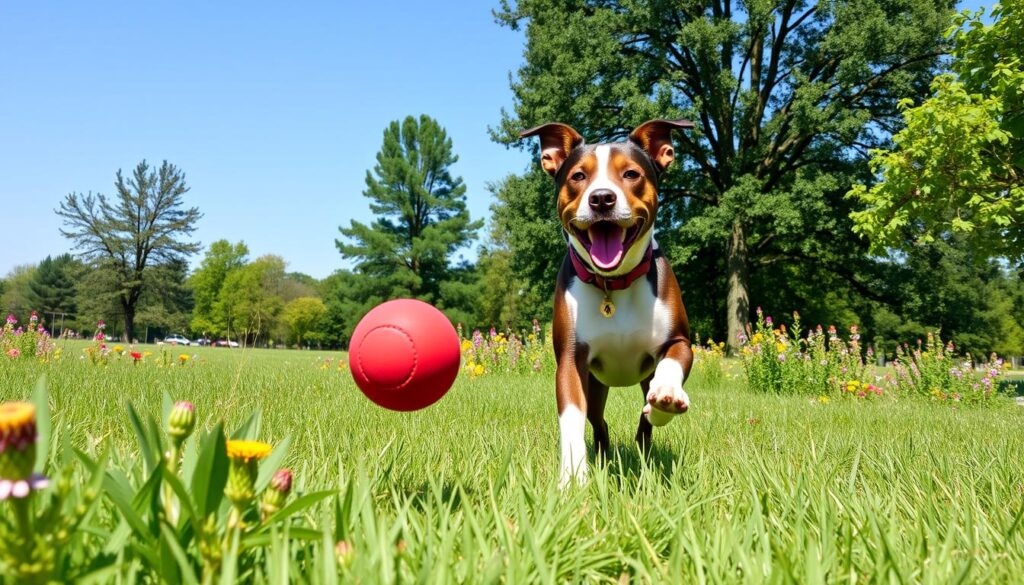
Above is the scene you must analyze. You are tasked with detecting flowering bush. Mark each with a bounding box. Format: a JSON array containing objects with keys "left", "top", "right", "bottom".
[
  {"left": 740, "top": 308, "right": 1006, "bottom": 404},
  {"left": 0, "top": 379, "right": 327, "bottom": 582},
  {"left": 740, "top": 309, "right": 870, "bottom": 397},
  {"left": 889, "top": 332, "right": 1007, "bottom": 404},
  {"left": 458, "top": 320, "right": 553, "bottom": 377},
  {"left": 692, "top": 337, "right": 726, "bottom": 390},
  {"left": 0, "top": 312, "right": 57, "bottom": 362}
]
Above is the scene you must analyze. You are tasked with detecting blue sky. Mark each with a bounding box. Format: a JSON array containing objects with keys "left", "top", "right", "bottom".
[
  {"left": 0, "top": 1, "right": 530, "bottom": 279},
  {"left": 0, "top": 1, "right": 990, "bottom": 280}
]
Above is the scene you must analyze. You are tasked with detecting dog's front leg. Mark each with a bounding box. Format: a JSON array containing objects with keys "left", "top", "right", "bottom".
[
  {"left": 643, "top": 338, "right": 694, "bottom": 426},
  {"left": 556, "top": 345, "right": 590, "bottom": 487}
]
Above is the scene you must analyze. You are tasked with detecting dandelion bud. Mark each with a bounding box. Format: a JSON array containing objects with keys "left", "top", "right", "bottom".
[
  {"left": 335, "top": 540, "right": 355, "bottom": 567},
  {"left": 260, "top": 468, "right": 292, "bottom": 520},
  {"left": 0, "top": 402, "right": 38, "bottom": 480},
  {"left": 0, "top": 401, "right": 49, "bottom": 500},
  {"left": 167, "top": 401, "right": 196, "bottom": 446},
  {"left": 224, "top": 440, "right": 272, "bottom": 509}
]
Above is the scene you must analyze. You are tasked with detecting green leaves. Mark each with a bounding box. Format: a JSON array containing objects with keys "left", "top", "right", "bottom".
[
  {"left": 191, "top": 423, "right": 229, "bottom": 520},
  {"left": 56, "top": 160, "right": 202, "bottom": 340},
  {"left": 494, "top": 0, "right": 955, "bottom": 343},
  {"left": 336, "top": 115, "right": 483, "bottom": 329},
  {"left": 849, "top": 1, "right": 1024, "bottom": 261}
]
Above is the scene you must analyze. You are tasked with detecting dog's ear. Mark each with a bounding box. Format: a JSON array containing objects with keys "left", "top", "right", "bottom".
[
  {"left": 520, "top": 123, "right": 584, "bottom": 177},
  {"left": 629, "top": 119, "right": 694, "bottom": 172}
]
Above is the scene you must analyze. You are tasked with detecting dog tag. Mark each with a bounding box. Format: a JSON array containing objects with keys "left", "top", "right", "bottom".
[{"left": 600, "top": 296, "right": 616, "bottom": 318}]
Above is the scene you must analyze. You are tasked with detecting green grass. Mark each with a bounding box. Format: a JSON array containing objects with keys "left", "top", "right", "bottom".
[{"left": 3, "top": 341, "right": 1024, "bottom": 582}]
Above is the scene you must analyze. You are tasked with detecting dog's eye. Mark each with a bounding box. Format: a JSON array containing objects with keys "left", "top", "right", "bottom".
[
  {"left": 623, "top": 169, "right": 641, "bottom": 180},
  {"left": 570, "top": 171, "right": 586, "bottom": 182}
]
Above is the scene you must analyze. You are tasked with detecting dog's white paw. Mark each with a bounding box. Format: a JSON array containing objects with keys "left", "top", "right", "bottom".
[{"left": 644, "top": 359, "right": 689, "bottom": 426}]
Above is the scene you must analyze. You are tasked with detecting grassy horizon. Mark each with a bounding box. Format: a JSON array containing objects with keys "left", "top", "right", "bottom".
[{"left": 2, "top": 344, "right": 1024, "bottom": 582}]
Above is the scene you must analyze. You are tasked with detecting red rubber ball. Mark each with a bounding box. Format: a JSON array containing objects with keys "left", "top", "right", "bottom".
[{"left": 348, "top": 299, "right": 460, "bottom": 411}]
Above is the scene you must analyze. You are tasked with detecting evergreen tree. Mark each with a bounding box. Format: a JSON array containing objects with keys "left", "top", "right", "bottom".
[
  {"left": 57, "top": 160, "right": 202, "bottom": 341},
  {"left": 493, "top": 0, "right": 954, "bottom": 350},
  {"left": 28, "top": 254, "right": 79, "bottom": 318},
  {"left": 337, "top": 115, "right": 482, "bottom": 319},
  {"left": 0, "top": 265, "right": 38, "bottom": 317}
]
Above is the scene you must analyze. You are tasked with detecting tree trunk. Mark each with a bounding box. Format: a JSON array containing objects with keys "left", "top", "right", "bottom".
[
  {"left": 123, "top": 301, "right": 136, "bottom": 343},
  {"left": 726, "top": 219, "right": 751, "bottom": 355}
]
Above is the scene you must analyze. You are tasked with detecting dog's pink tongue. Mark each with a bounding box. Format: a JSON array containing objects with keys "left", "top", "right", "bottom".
[{"left": 588, "top": 223, "right": 625, "bottom": 269}]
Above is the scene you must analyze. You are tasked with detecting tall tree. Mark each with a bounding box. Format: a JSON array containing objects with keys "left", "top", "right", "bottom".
[
  {"left": 0, "top": 265, "right": 38, "bottom": 317},
  {"left": 28, "top": 254, "right": 79, "bottom": 317},
  {"left": 282, "top": 296, "right": 327, "bottom": 347},
  {"left": 848, "top": 0, "right": 1024, "bottom": 260},
  {"left": 135, "top": 259, "right": 194, "bottom": 341},
  {"left": 214, "top": 255, "right": 287, "bottom": 345},
  {"left": 57, "top": 160, "right": 202, "bottom": 341},
  {"left": 337, "top": 115, "right": 483, "bottom": 312},
  {"left": 189, "top": 240, "right": 250, "bottom": 337},
  {"left": 493, "top": 0, "right": 954, "bottom": 350}
]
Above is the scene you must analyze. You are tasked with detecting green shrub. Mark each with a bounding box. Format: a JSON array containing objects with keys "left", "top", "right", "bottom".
[
  {"left": 692, "top": 337, "right": 726, "bottom": 390},
  {"left": 889, "top": 332, "right": 1008, "bottom": 404},
  {"left": 0, "top": 379, "right": 330, "bottom": 583},
  {"left": 740, "top": 309, "right": 875, "bottom": 398}
]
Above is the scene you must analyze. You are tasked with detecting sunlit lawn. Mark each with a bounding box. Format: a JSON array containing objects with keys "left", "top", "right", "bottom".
[{"left": 3, "top": 341, "right": 1024, "bottom": 582}]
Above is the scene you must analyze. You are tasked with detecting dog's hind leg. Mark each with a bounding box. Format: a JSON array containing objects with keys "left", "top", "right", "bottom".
[
  {"left": 635, "top": 374, "right": 654, "bottom": 455},
  {"left": 586, "top": 374, "right": 610, "bottom": 460}
]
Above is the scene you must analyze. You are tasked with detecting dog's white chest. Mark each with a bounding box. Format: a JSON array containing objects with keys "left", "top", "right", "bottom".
[{"left": 565, "top": 278, "right": 672, "bottom": 387}]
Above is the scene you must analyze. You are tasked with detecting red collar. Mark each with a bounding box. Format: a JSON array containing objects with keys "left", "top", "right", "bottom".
[{"left": 568, "top": 243, "right": 654, "bottom": 291}]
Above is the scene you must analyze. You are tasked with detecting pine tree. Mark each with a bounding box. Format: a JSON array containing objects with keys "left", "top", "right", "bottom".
[
  {"left": 337, "top": 115, "right": 482, "bottom": 315},
  {"left": 28, "top": 254, "right": 79, "bottom": 317}
]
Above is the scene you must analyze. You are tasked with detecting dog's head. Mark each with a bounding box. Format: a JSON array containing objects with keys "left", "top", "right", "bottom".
[{"left": 521, "top": 119, "right": 692, "bottom": 275}]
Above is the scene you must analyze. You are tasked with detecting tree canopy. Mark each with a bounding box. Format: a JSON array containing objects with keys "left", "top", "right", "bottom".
[
  {"left": 849, "top": 0, "right": 1024, "bottom": 260},
  {"left": 56, "top": 160, "right": 202, "bottom": 341},
  {"left": 336, "top": 115, "right": 482, "bottom": 327},
  {"left": 190, "top": 240, "right": 250, "bottom": 337},
  {"left": 494, "top": 0, "right": 955, "bottom": 350}
]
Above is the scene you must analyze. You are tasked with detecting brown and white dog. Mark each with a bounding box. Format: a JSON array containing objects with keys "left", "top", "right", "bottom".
[{"left": 521, "top": 119, "right": 695, "bottom": 486}]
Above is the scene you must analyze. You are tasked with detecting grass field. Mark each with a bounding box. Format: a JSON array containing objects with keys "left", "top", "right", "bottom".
[{"left": 3, "top": 340, "right": 1024, "bottom": 583}]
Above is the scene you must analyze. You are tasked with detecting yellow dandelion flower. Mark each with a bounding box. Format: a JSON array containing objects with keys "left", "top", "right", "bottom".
[
  {"left": 113, "top": 345, "right": 124, "bottom": 353},
  {"left": 178, "top": 354, "right": 189, "bottom": 362},
  {"left": 818, "top": 395, "right": 830, "bottom": 404},
  {"left": 460, "top": 339, "right": 472, "bottom": 352},
  {"left": 775, "top": 342, "right": 786, "bottom": 353},
  {"left": 473, "top": 364, "right": 485, "bottom": 376},
  {"left": 226, "top": 440, "right": 272, "bottom": 462},
  {"left": 0, "top": 402, "right": 35, "bottom": 433}
]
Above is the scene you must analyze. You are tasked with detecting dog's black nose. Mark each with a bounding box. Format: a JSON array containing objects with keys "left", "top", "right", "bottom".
[{"left": 588, "top": 189, "right": 616, "bottom": 212}]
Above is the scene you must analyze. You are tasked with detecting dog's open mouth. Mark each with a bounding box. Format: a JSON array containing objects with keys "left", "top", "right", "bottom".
[{"left": 573, "top": 219, "right": 644, "bottom": 271}]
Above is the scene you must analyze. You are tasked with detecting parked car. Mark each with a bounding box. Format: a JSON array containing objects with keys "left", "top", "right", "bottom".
[
  {"left": 215, "top": 339, "right": 240, "bottom": 348},
  {"left": 164, "top": 334, "right": 191, "bottom": 346},
  {"left": 194, "top": 337, "right": 212, "bottom": 346}
]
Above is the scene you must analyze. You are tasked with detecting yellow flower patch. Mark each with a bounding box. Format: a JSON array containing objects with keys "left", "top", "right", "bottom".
[
  {"left": 0, "top": 402, "right": 35, "bottom": 433},
  {"left": 226, "top": 440, "right": 272, "bottom": 462}
]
